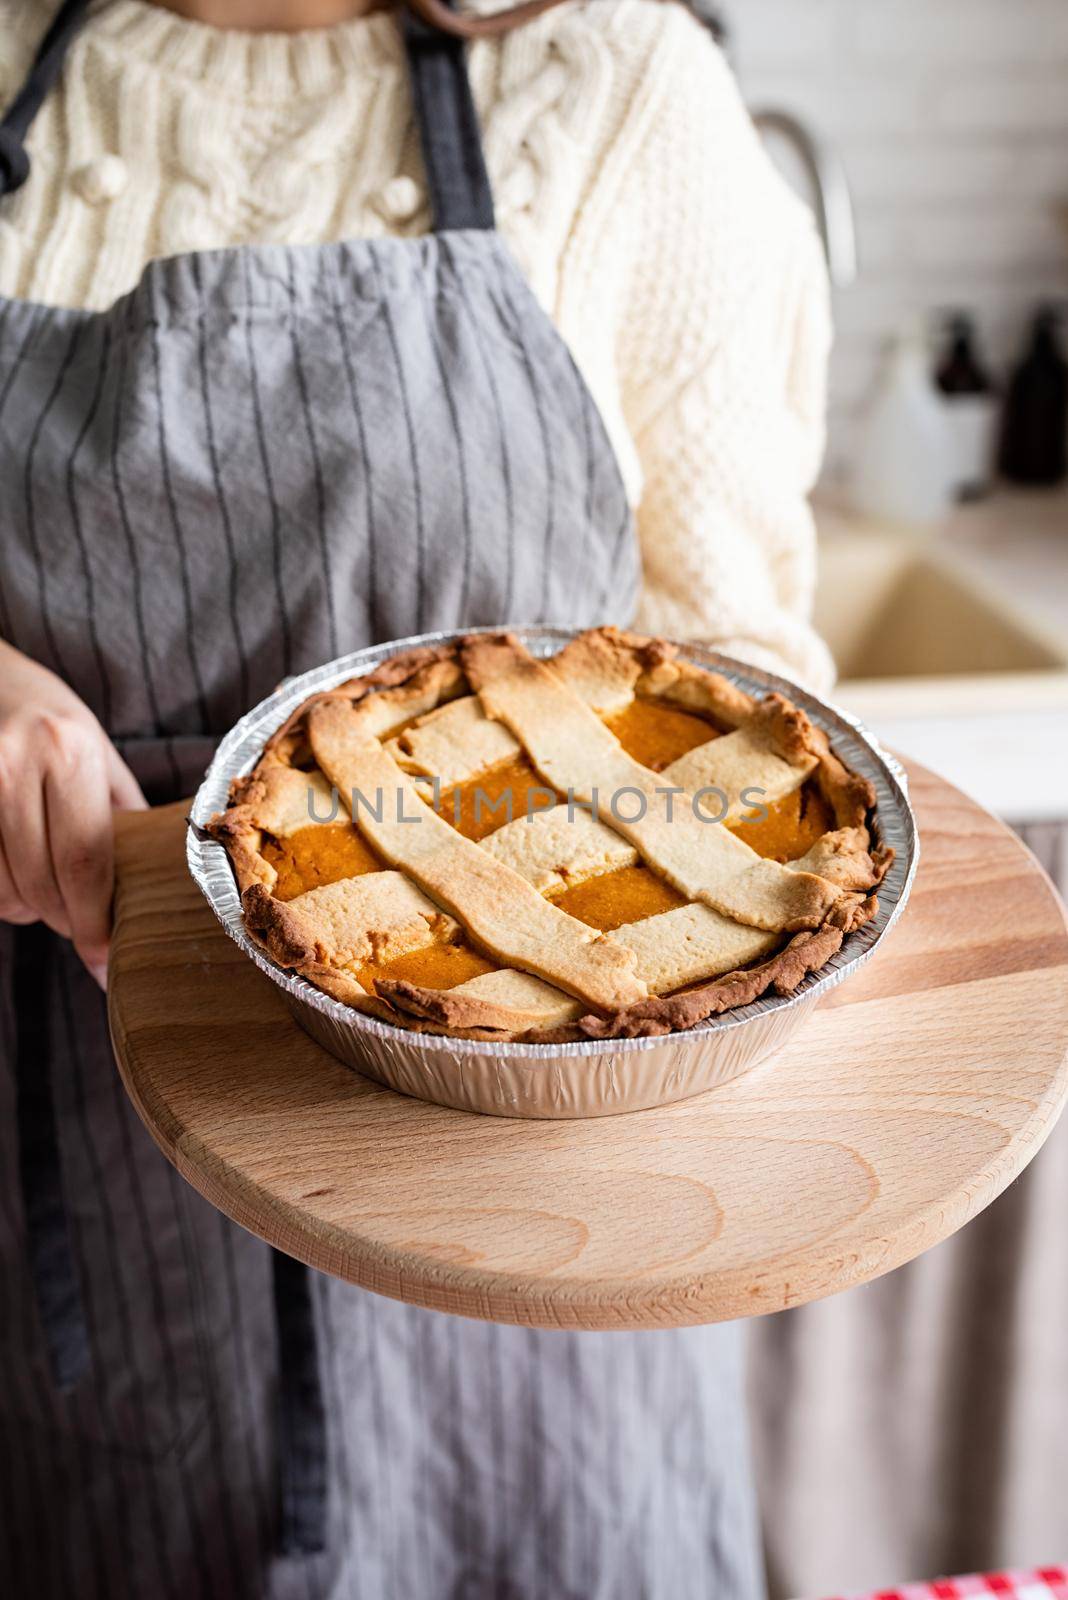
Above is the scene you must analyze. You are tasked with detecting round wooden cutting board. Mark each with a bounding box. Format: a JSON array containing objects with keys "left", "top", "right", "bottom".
[{"left": 108, "top": 763, "right": 1068, "bottom": 1331}]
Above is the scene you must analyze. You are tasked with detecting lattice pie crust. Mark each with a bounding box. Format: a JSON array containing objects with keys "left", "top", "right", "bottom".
[{"left": 209, "top": 630, "right": 893, "bottom": 1041}]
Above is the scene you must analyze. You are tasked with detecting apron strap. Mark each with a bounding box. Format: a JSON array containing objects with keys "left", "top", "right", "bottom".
[
  {"left": 13, "top": 925, "right": 91, "bottom": 1392},
  {"left": 403, "top": 3, "right": 496, "bottom": 232},
  {"left": 0, "top": 0, "right": 92, "bottom": 196}
]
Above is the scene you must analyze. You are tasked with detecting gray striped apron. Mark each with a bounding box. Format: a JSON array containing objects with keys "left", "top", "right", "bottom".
[{"left": 0, "top": 5, "right": 764, "bottom": 1597}]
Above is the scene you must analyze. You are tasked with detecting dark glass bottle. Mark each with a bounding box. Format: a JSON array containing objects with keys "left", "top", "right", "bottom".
[
  {"left": 936, "top": 311, "right": 995, "bottom": 501},
  {"left": 936, "top": 312, "right": 991, "bottom": 397},
  {"left": 998, "top": 307, "right": 1068, "bottom": 487}
]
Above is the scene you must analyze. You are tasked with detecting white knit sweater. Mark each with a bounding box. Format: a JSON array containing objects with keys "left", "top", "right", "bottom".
[{"left": 0, "top": 0, "right": 834, "bottom": 688}]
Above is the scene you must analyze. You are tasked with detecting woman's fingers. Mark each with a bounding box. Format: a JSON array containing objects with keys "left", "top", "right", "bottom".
[
  {"left": 0, "top": 713, "right": 72, "bottom": 939},
  {"left": 0, "top": 649, "right": 144, "bottom": 984},
  {"left": 0, "top": 824, "right": 36, "bottom": 926},
  {"left": 45, "top": 728, "right": 116, "bottom": 983}
]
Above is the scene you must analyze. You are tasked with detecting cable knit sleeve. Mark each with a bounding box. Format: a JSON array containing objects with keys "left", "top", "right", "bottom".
[{"left": 611, "top": 7, "right": 835, "bottom": 691}]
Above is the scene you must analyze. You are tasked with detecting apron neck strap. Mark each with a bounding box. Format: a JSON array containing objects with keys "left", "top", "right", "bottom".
[
  {"left": 403, "top": 5, "right": 496, "bottom": 233},
  {"left": 0, "top": 0, "right": 91, "bottom": 196}
]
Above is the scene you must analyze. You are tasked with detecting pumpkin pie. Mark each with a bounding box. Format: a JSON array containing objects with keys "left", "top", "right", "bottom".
[{"left": 208, "top": 629, "right": 893, "bottom": 1041}]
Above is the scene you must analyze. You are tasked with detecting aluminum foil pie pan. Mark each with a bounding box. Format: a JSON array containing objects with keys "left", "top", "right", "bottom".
[{"left": 187, "top": 627, "right": 919, "bottom": 1119}]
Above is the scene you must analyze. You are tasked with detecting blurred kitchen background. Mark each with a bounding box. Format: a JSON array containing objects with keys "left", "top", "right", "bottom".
[{"left": 692, "top": 5, "right": 1068, "bottom": 1598}]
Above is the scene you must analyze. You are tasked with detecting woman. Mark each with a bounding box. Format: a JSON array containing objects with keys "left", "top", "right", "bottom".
[{"left": 0, "top": 0, "right": 832, "bottom": 1595}]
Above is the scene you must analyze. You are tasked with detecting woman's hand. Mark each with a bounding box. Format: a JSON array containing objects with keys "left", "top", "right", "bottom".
[{"left": 0, "top": 641, "right": 146, "bottom": 988}]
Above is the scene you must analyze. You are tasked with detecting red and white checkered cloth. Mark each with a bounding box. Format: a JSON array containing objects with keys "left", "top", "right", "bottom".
[{"left": 822, "top": 1570, "right": 1068, "bottom": 1600}]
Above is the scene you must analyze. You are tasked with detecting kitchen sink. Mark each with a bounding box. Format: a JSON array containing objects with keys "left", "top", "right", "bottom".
[
  {"left": 814, "top": 525, "right": 1068, "bottom": 821},
  {"left": 815, "top": 531, "right": 1068, "bottom": 709}
]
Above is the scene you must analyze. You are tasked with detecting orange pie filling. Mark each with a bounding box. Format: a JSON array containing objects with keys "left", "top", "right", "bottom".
[
  {"left": 261, "top": 709, "right": 833, "bottom": 995},
  {"left": 605, "top": 697, "right": 720, "bottom": 770},
  {"left": 354, "top": 939, "right": 497, "bottom": 996},
  {"left": 263, "top": 823, "right": 383, "bottom": 901},
  {"left": 437, "top": 754, "right": 557, "bottom": 842},
  {"left": 550, "top": 864, "right": 686, "bottom": 931},
  {"left": 727, "top": 784, "right": 834, "bottom": 863}
]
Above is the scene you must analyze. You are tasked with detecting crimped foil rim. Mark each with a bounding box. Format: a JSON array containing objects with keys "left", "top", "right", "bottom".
[{"left": 187, "top": 626, "right": 919, "bottom": 1061}]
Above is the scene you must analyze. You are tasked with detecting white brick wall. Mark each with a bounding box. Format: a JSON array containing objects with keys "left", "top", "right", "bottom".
[{"left": 723, "top": 0, "right": 1068, "bottom": 485}]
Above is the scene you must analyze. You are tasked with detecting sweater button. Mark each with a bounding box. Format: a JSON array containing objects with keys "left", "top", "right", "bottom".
[
  {"left": 73, "top": 154, "right": 128, "bottom": 204},
  {"left": 377, "top": 174, "right": 423, "bottom": 222}
]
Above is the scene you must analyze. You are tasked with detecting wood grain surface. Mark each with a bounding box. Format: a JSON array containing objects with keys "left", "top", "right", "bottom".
[{"left": 107, "top": 764, "right": 1068, "bottom": 1330}]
